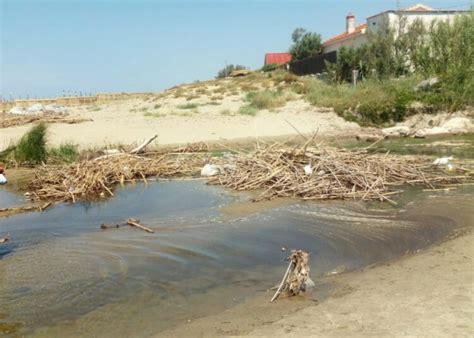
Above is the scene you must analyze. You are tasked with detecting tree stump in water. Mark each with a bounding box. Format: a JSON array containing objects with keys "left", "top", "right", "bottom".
[{"left": 271, "top": 250, "right": 311, "bottom": 302}]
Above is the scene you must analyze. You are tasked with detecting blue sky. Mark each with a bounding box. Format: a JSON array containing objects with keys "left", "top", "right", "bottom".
[{"left": 1, "top": 0, "right": 470, "bottom": 98}]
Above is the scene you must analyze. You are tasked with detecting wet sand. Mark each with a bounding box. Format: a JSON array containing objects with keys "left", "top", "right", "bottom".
[
  {"left": 249, "top": 229, "right": 473, "bottom": 337},
  {"left": 159, "top": 192, "right": 474, "bottom": 337}
]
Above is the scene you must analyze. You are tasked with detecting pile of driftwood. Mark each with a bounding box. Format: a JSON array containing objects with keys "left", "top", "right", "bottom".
[
  {"left": 25, "top": 137, "right": 473, "bottom": 204},
  {"left": 0, "top": 112, "right": 91, "bottom": 128},
  {"left": 209, "top": 144, "right": 473, "bottom": 203},
  {"left": 28, "top": 139, "right": 210, "bottom": 202}
]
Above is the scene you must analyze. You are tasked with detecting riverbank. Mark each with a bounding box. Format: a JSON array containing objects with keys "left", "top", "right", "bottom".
[
  {"left": 250, "top": 228, "right": 473, "bottom": 337},
  {"left": 159, "top": 193, "right": 473, "bottom": 336}
]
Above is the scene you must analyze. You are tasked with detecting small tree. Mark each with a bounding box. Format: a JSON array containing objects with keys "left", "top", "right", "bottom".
[
  {"left": 289, "top": 28, "right": 322, "bottom": 61},
  {"left": 216, "top": 64, "right": 246, "bottom": 79}
]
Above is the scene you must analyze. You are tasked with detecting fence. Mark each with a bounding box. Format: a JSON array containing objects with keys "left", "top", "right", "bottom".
[
  {"left": 1, "top": 92, "right": 154, "bottom": 113},
  {"left": 289, "top": 51, "right": 337, "bottom": 76}
]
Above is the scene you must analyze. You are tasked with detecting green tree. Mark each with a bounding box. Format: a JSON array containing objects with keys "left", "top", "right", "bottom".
[{"left": 289, "top": 28, "right": 322, "bottom": 61}]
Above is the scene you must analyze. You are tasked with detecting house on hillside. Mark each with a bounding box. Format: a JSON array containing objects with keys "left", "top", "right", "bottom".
[
  {"left": 322, "top": 14, "right": 368, "bottom": 54},
  {"left": 322, "top": 3, "right": 469, "bottom": 54},
  {"left": 264, "top": 53, "right": 292, "bottom": 66}
]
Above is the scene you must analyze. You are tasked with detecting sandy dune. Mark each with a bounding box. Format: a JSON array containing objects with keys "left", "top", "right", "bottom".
[{"left": 1, "top": 96, "right": 360, "bottom": 151}]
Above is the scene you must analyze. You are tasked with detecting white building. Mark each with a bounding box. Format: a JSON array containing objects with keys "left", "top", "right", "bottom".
[{"left": 322, "top": 3, "right": 469, "bottom": 54}]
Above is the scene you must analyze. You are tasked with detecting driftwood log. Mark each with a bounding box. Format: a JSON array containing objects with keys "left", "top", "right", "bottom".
[
  {"left": 271, "top": 250, "right": 311, "bottom": 302},
  {"left": 100, "top": 218, "right": 154, "bottom": 233},
  {"left": 0, "top": 202, "right": 52, "bottom": 214}
]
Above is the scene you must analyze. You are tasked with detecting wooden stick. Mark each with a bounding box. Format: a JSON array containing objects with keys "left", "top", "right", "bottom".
[
  {"left": 130, "top": 134, "right": 158, "bottom": 154},
  {"left": 127, "top": 218, "right": 155, "bottom": 233},
  {"left": 271, "top": 260, "right": 294, "bottom": 302}
]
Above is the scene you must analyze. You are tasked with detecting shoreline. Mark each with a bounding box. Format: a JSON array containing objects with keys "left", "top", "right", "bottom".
[
  {"left": 249, "top": 227, "right": 473, "bottom": 336},
  {"left": 158, "top": 213, "right": 473, "bottom": 336}
]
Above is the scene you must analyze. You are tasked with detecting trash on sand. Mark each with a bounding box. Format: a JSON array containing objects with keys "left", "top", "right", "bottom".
[
  {"left": 0, "top": 166, "right": 6, "bottom": 185},
  {"left": 0, "top": 235, "right": 10, "bottom": 244},
  {"left": 8, "top": 106, "right": 26, "bottom": 115},
  {"left": 44, "top": 104, "right": 68, "bottom": 114},
  {"left": 201, "top": 164, "right": 220, "bottom": 177},
  {"left": 433, "top": 156, "right": 453, "bottom": 165},
  {"left": 303, "top": 164, "right": 313, "bottom": 175},
  {"left": 26, "top": 104, "right": 45, "bottom": 114},
  {"left": 271, "top": 250, "right": 312, "bottom": 302}
]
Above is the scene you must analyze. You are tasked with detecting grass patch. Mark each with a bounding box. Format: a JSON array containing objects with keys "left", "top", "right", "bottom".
[
  {"left": 90, "top": 106, "right": 102, "bottom": 112},
  {"left": 245, "top": 89, "right": 289, "bottom": 110},
  {"left": 15, "top": 123, "right": 48, "bottom": 164},
  {"left": 303, "top": 77, "right": 419, "bottom": 126},
  {"left": 186, "top": 94, "right": 200, "bottom": 101},
  {"left": 177, "top": 103, "right": 199, "bottom": 110},
  {"left": 153, "top": 104, "right": 161, "bottom": 109},
  {"left": 195, "top": 88, "right": 209, "bottom": 95},
  {"left": 238, "top": 105, "right": 258, "bottom": 116},
  {"left": 143, "top": 111, "right": 164, "bottom": 118},
  {"left": 49, "top": 143, "right": 79, "bottom": 163}
]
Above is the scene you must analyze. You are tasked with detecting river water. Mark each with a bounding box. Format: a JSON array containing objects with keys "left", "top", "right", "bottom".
[{"left": 0, "top": 178, "right": 473, "bottom": 337}]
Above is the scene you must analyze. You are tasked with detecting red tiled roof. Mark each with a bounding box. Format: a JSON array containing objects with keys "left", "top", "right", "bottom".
[
  {"left": 264, "top": 53, "right": 292, "bottom": 65},
  {"left": 323, "top": 23, "right": 368, "bottom": 46}
]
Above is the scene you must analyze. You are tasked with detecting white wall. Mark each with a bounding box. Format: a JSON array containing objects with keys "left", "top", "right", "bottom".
[
  {"left": 367, "top": 11, "right": 462, "bottom": 34},
  {"left": 323, "top": 34, "right": 368, "bottom": 53}
]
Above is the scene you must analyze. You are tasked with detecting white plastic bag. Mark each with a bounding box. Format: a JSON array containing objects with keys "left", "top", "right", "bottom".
[
  {"left": 0, "top": 174, "right": 7, "bottom": 185},
  {"left": 200, "top": 164, "right": 220, "bottom": 177}
]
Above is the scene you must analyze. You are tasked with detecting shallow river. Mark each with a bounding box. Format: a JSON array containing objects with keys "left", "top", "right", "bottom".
[{"left": 0, "top": 180, "right": 473, "bottom": 337}]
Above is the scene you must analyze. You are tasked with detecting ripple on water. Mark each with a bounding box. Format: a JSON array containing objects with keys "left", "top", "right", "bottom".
[{"left": 0, "top": 181, "right": 472, "bottom": 336}]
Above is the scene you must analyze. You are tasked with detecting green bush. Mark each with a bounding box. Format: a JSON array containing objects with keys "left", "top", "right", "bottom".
[
  {"left": 324, "top": 11, "right": 473, "bottom": 111},
  {"left": 304, "top": 77, "right": 419, "bottom": 125},
  {"left": 238, "top": 105, "right": 258, "bottom": 116},
  {"left": 261, "top": 63, "right": 279, "bottom": 72},
  {"left": 245, "top": 89, "right": 287, "bottom": 110},
  {"left": 15, "top": 123, "right": 48, "bottom": 164},
  {"left": 177, "top": 103, "right": 198, "bottom": 109},
  {"left": 49, "top": 143, "right": 79, "bottom": 163},
  {"left": 216, "top": 64, "right": 247, "bottom": 79}
]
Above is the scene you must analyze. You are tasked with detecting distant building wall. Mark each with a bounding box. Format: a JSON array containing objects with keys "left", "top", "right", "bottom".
[
  {"left": 367, "top": 11, "right": 466, "bottom": 34},
  {"left": 323, "top": 34, "right": 369, "bottom": 54}
]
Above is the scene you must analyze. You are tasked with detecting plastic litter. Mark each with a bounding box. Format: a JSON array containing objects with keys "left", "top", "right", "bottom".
[
  {"left": 9, "top": 106, "right": 26, "bottom": 115},
  {"left": 0, "top": 174, "right": 7, "bottom": 185},
  {"left": 303, "top": 164, "right": 313, "bottom": 175},
  {"left": 200, "top": 164, "right": 220, "bottom": 177},
  {"left": 44, "top": 104, "right": 68, "bottom": 114},
  {"left": 26, "top": 103, "right": 44, "bottom": 114},
  {"left": 433, "top": 156, "right": 453, "bottom": 165}
]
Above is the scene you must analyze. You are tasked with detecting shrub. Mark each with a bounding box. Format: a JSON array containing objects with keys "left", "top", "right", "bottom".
[
  {"left": 304, "top": 77, "right": 418, "bottom": 125},
  {"left": 49, "top": 143, "right": 79, "bottom": 163},
  {"left": 216, "top": 64, "right": 247, "bottom": 79},
  {"left": 238, "top": 105, "right": 258, "bottom": 116},
  {"left": 245, "top": 89, "right": 287, "bottom": 110},
  {"left": 177, "top": 103, "right": 198, "bottom": 109},
  {"left": 15, "top": 123, "right": 48, "bottom": 164},
  {"left": 261, "top": 63, "right": 279, "bottom": 72}
]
